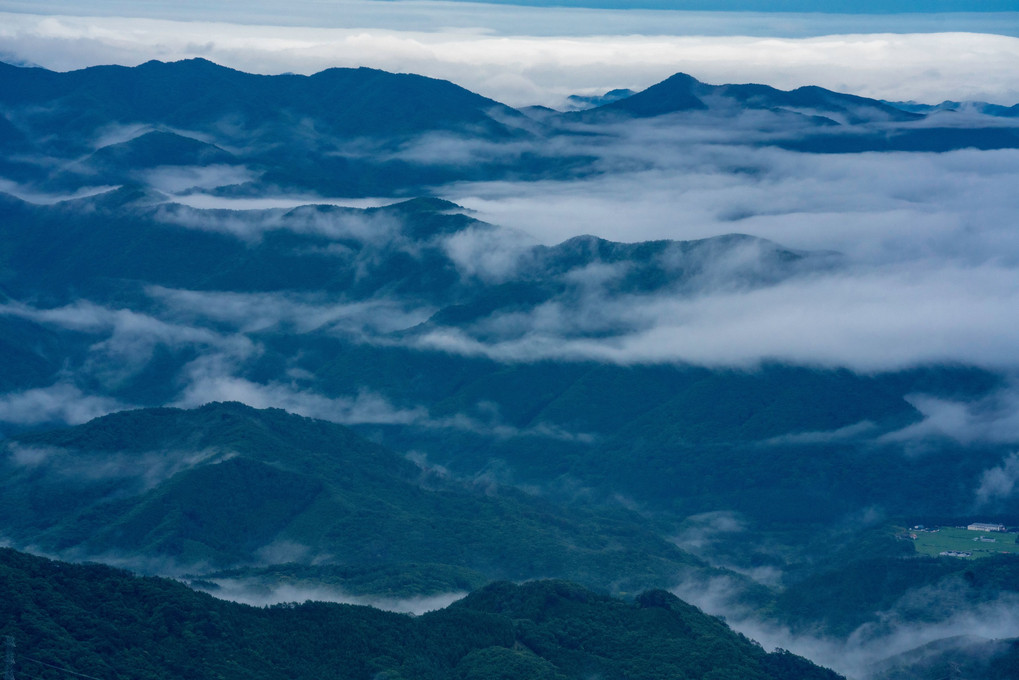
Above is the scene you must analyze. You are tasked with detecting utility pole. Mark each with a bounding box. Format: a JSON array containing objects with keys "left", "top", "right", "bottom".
[{"left": 3, "top": 636, "right": 13, "bottom": 680}]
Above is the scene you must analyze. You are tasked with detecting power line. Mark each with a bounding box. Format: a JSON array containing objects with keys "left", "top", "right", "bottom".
[
  {"left": 4, "top": 637, "right": 14, "bottom": 680},
  {"left": 20, "top": 657, "right": 107, "bottom": 680}
]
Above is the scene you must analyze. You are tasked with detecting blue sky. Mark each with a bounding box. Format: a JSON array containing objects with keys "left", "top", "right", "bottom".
[{"left": 398, "top": 0, "right": 1019, "bottom": 11}]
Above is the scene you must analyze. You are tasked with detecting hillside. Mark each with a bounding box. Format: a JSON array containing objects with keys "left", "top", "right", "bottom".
[
  {"left": 0, "top": 402, "right": 700, "bottom": 594},
  {"left": 0, "top": 547, "right": 842, "bottom": 680}
]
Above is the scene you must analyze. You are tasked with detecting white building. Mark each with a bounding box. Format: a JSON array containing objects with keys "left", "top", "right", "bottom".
[{"left": 967, "top": 523, "right": 1006, "bottom": 532}]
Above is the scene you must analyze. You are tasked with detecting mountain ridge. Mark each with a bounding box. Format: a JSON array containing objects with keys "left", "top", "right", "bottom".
[
  {"left": 0, "top": 402, "right": 704, "bottom": 593},
  {"left": 0, "top": 546, "right": 845, "bottom": 680}
]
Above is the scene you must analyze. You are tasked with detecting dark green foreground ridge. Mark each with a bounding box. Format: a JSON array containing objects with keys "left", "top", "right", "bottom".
[{"left": 0, "top": 547, "right": 840, "bottom": 680}]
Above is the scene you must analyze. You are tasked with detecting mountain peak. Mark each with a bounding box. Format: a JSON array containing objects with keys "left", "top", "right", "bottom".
[{"left": 592, "top": 72, "right": 707, "bottom": 117}]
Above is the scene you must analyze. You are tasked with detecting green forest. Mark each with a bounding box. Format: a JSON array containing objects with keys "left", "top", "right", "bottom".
[{"left": 0, "top": 548, "right": 841, "bottom": 680}]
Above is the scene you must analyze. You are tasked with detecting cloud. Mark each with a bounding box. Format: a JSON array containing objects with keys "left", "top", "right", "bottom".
[
  {"left": 172, "top": 368, "right": 429, "bottom": 426},
  {"left": 974, "top": 451, "right": 1019, "bottom": 507},
  {"left": 6, "top": 1, "right": 1019, "bottom": 38},
  {"left": 141, "top": 164, "right": 257, "bottom": 194},
  {"left": 0, "top": 382, "right": 130, "bottom": 426},
  {"left": 450, "top": 145, "right": 1019, "bottom": 264},
  {"left": 441, "top": 225, "right": 538, "bottom": 283},
  {"left": 764, "top": 421, "right": 879, "bottom": 446},
  {"left": 420, "top": 139, "right": 1019, "bottom": 374},
  {"left": 672, "top": 511, "right": 746, "bottom": 552},
  {"left": 0, "top": 178, "right": 121, "bottom": 204},
  {"left": 199, "top": 577, "right": 465, "bottom": 615},
  {"left": 1, "top": 11, "right": 1018, "bottom": 107},
  {"left": 3, "top": 439, "right": 231, "bottom": 490},
  {"left": 153, "top": 202, "right": 408, "bottom": 245},
  {"left": 148, "top": 286, "right": 432, "bottom": 336},
  {"left": 413, "top": 262, "right": 1019, "bottom": 371},
  {"left": 671, "top": 569, "right": 1019, "bottom": 680},
  {"left": 173, "top": 356, "right": 595, "bottom": 442},
  {"left": 0, "top": 299, "right": 260, "bottom": 390},
  {"left": 169, "top": 195, "right": 398, "bottom": 211},
  {"left": 883, "top": 386, "right": 1019, "bottom": 446}
]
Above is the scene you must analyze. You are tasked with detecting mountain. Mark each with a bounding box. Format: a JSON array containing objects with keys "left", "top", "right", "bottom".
[
  {"left": 86, "top": 131, "right": 237, "bottom": 170},
  {"left": 0, "top": 402, "right": 701, "bottom": 592},
  {"left": 585, "top": 72, "right": 921, "bottom": 124},
  {"left": 1, "top": 189, "right": 1011, "bottom": 529},
  {"left": 0, "top": 188, "right": 830, "bottom": 323},
  {"left": 564, "top": 87, "right": 635, "bottom": 111},
  {"left": 0, "top": 547, "right": 843, "bottom": 680},
  {"left": 3, "top": 56, "right": 1019, "bottom": 679},
  {"left": 0, "top": 59, "right": 538, "bottom": 195},
  {"left": 575, "top": 72, "right": 1019, "bottom": 152},
  {"left": 871, "top": 637, "right": 1019, "bottom": 680},
  {"left": 884, "top": 99, "right": 1019, "bottom": 118},
  {"left": 3, "top": 60, "right": 1017, "bottom": 201},
  {"left": 0, "top": 58, "right": 523, "bottom": 147}
]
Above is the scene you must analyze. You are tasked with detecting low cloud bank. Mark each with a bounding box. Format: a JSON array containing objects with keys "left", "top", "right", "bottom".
[
  {"left": 200, "top": 577, "right": 465, "bottom": 615},
  {"left": 414, "top": 263, "right": 1019, "bottom": 371},
  {"left": 672, "top": 570, "right": 1019, "bottom": 680}
]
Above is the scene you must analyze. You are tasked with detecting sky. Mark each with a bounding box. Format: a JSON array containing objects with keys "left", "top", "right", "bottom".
[{"left": 1, "top": 0, "right": 1018, "bottom": 107}]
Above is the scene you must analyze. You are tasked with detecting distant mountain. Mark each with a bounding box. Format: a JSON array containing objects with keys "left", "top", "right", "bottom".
[
  {"left": 0, "top": 58, "right": 523, "bottom": 147},
  {"left": 2, "top": 60, "right": 1017, "bottom": 199},
  {"left": 780, "top": 126, "right": 1019, "bottom": 153},
  {"left": 0, "top": 58, "right": 539, "bottom": 195},
  {"left": 568, "top": 72, "right": 1019, "bottom": 152},
  {"left": 870, "top": 636, "right": 1019, "bottom": 680},
  {"left": 0, "top": 547, "right": 843, "bottom": 680},
  {"left": 0, "top": 188, "right": 829, "bottom": 315},
  {"left": 585, "top": 72, "right": 921, "bottom": 124},
  {"left": 767, "top": 552, "right": 1019, "bottom": 638},
  {"left": 86, "top": 131, "right": 236, "bottom": 170},
  {"left": 884, "top": 99, "right": 1019, "bottom": 118},
  {"left": 564, "top": 87, "right": 635, "bottom": 111}
]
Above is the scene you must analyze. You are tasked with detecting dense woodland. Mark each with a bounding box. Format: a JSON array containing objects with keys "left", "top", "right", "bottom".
[{"left": 0, "top": 548, "right": 842, "bottom": 680}]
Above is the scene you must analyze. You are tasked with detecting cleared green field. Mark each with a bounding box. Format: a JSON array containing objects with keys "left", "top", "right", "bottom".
[{"left": 912, "top": 527, "right": 1019, "bottom": 558}]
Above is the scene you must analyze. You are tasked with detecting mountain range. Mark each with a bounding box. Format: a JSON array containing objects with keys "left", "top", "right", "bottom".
[
  {"left": 2, "top": 58, "right": 1018, "bottom": 198},
  {"left": 0, "top": 401, "right": 701, "bottom": 594},
  {"left": 2, "top": 57, "right": 1019, "bottom": 680}
]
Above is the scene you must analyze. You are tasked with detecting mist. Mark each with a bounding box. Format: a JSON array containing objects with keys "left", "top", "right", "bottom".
[
  {"left": 672, "top": 571, "right": 1019, "bottom": 680},
  {"left": 197, "top": 578, "right": 466, "bottom": 616}
]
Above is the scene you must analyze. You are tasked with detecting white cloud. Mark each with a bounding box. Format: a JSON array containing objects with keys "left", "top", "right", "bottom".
[
  {"left": 173, "top": 356, "right": 595, "bottom": 441},
  {"left": 148, "top": 287, "right": 433, "bottom": 335},
  {"left": 450, "top": 146, "right": 1019, "bottom": 263},
  {"left": 0, "top": 299, "right": 260, "bottom": 389},
  {"left": 202, "top": 576, "right": 465, "bottom": 615},
  {"left": 414, "top": 262, "right": 1019, "bottom": 372},
  {"left": 0, "top": 382, "right": 130, "bottom": 426},
  {"left": 672, "top": 569, "right": 1019, "bottom": 680},
  {"left": 441, "top": 225, "right": 536, "bottom": 283},
  {"left": 883, "top": 387, "right": 1019, "bottom": 446},
  {"left": 172, "top": 368, "right": 430, "bottom": 425},
  {"left": 141, "top": 165, "right": 257, "bottom": 194},
  {"left": 974, "top": 451, "right": 1019, "bottom": 507}
]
